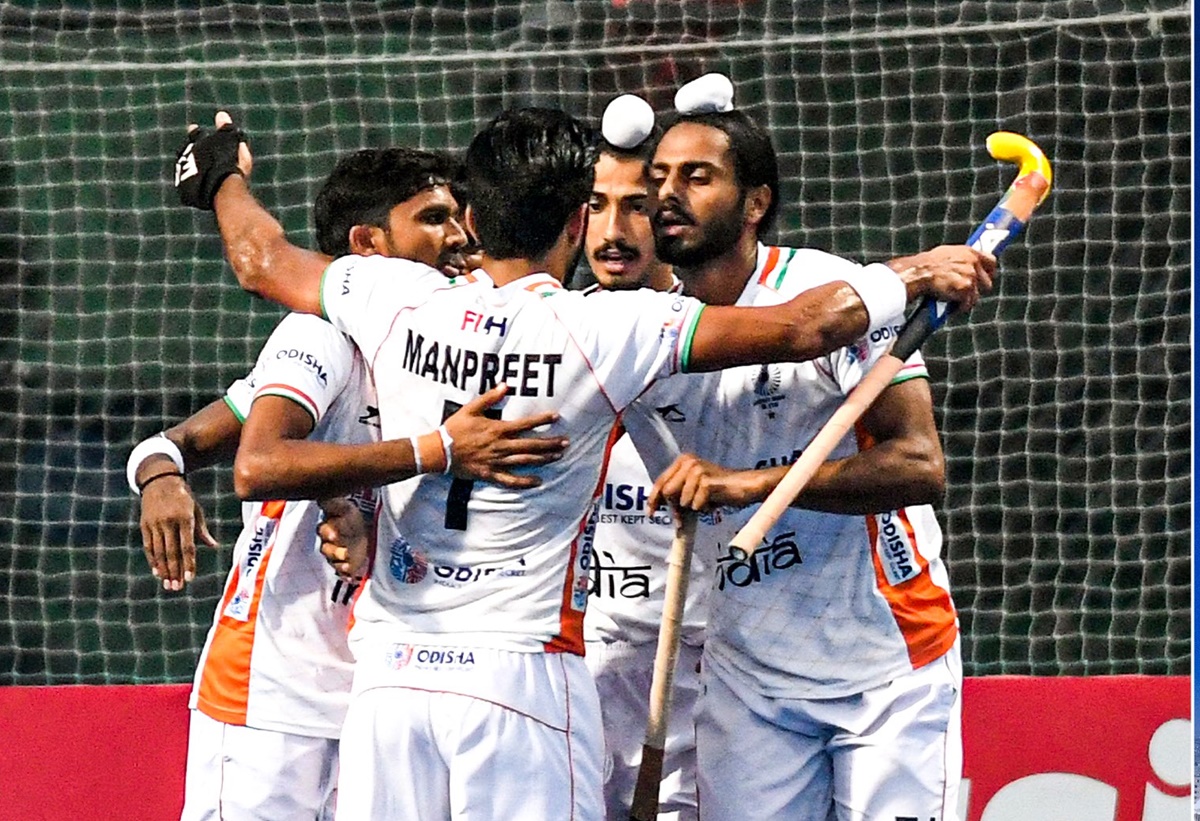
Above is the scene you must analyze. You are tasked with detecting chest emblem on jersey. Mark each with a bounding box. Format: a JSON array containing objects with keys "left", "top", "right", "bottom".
[
  {"left": 386, "top": 643, "right": 414, "bottom": 669},
  {"left": 388, "top": 536, "right": 429, "bottom": 584},
  {"left": 751, "top": 364, "right": 786, "bottom": 419},
  {"left": 714, "top": 530, "right": 802, "bottom": 590}
]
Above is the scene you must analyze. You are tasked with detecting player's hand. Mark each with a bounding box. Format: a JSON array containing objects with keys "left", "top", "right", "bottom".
[
  {"left": 443, "top": 384, "right": 568, "bottom": 489},
  {"left": 138, "top": 473, "right": 218, "bottom": 591},
  {"left": 887, "top": 244, "right": 995, "bottom": 311},
  {"left": 318, "top": 497, "right": 370, "bottom": 581},
  {"left": 175, "top": 110, "right": 254, "bottom": 210},
  {"left": 648, "top": 453, "right": 753, "bottom": 514}
]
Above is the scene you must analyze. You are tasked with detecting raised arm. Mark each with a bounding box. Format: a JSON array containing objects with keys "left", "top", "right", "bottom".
[
  {"left": 684, "top": 246, "right": 993, "bottom": 372},
  {"left": 175, "top": 111, "right": 328, "bottom": 313},
  {"left": 213, "top": 174, "right": 330, "bottom": 314}
]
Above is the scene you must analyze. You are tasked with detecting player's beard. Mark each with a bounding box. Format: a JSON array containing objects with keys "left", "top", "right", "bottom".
[{"left": 653, "top": 195, "right": 744, "bottom": 269}]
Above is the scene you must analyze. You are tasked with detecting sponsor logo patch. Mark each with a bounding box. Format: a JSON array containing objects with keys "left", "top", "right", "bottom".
[
  {"left": 715, "top": 530, "right": 802, "bottom": 590},
  {"left": 387, "top": 643, "right": 477, "bottom": 670},
  {"left": 275, "top": 348, "right": 329, "bottom": 385},
  {"left": 389, "top": 536, "right": 429, "bottom": 584},
  {"left": 431, "top": 559, "right": 526, "bottom": 588},
  {"left": 876, "top": 511, "right": 920, "bottom": 585}
]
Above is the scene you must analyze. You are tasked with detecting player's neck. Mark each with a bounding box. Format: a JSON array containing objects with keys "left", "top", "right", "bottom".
[
  {"left": 646, "top": 262, "right": 675, "bottom": 292},
  {"left": 676, "top": 231, "right": 758, "bottom": 306},
  {"left": 479, "top": 255, "right": 544, "bottom": 287},
  {"left": 479, "top": 230, "right": 579, "bottom": 287}
]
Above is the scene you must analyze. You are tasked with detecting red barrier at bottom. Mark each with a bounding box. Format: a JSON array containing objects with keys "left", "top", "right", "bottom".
[
  {"left": 0, "top": 684, "right": 190, "bottom": 821},
  {"left": 0, "top": 676, "right": 1190, "bottom": 821},
  {"left": 961, "top": 675, "right": 1190, "bottom": 821}
]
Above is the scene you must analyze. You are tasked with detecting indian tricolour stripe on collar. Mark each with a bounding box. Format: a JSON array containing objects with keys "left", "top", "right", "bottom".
[{"left": 754, "top": 244, "right": 799, "bottom": 291}]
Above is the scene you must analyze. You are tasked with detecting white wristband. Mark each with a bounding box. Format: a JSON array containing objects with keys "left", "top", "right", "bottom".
[
  {"left": 126, "top": 434, "right": 186, "bottom": 496},
  {"left": 437, "top": 425, "right": 454, "bottom": 474},
  {"left": 409, "top": 435, "right": 424, "bottom": 474},
  {"left": 841, "top": 263, "right": 909, "bottom": 335}
]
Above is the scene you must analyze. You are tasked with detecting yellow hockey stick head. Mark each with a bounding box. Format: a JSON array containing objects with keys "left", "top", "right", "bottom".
[{"left": 986, "top": 131, "right": 1053, "bottom": 205}]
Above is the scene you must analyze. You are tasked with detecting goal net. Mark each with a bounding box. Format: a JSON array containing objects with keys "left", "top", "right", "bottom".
[{"left": 0, "top": 0, "right": 1190, "bottom": 682}]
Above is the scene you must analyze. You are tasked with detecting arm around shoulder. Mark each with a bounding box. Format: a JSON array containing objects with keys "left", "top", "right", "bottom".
[{"left": 213, "top": 175, "right": 330, "bottom": 315}]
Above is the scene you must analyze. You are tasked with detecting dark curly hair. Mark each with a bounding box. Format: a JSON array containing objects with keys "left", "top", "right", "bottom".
[
  {"left": 464, "top": 107, "right": 599, "bottom": 260},
  {"left": 313, "top": 147, "right": 458, "bottom": 257}
]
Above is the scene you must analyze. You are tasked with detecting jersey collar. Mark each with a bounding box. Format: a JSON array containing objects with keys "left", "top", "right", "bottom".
[{"left": 737, "top": 242, "right": 776, "bottom": 305}]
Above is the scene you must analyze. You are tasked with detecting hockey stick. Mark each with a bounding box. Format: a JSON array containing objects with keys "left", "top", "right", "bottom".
[
  {"left": 629, "top": 508, "right": 697, "bottom": 821},
  {"left": 727, "top": 132, "right": 1053, "bottom": 556}
]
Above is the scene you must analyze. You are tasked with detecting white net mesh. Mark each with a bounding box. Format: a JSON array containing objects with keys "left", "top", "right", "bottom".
[{"left": 0, "top": 0, "right": 1189, "bottom": 682}]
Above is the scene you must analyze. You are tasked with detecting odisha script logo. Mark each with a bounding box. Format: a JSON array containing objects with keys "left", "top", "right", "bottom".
[{"left": 389, "top": 536, "right": 428, "bottom": 584}]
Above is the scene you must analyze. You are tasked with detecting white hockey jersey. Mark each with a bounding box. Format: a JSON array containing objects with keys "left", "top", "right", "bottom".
[
  {"left": 681, "top": 245, "right": 959, "bottom": 699},
  {"left": 317, "top": 256, "right": 706, "bottom": 696},
  {"left": 189, "top": 312, "right": 378, "bottom": 738}
]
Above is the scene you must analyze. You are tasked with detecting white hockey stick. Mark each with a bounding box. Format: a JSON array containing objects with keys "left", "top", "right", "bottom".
[
  {"left": 628, "top": 508, "right": 697, "bottom": 821},
  {"left": 728, "top": 132, "right": 1053, "bottom": 556}
]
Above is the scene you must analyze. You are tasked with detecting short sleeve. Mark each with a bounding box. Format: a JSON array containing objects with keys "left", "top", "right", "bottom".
[
  {"left": 550, "top": 288, "right": 706, "bottom": 411},
  {"left": 621, "top": 396, "right": 683, "bottom": 479},
  {"left": 826, "top": 334, "right": 928, "bottom": 396},
  {"left": 223, "top": 313, "right": 358, "bottom": 426},
  {"left": 319, "top": 254, "right": 449, "bottom": 366},
  {"left": 763, "top": 249, "right": 907, "bottom": 338}
]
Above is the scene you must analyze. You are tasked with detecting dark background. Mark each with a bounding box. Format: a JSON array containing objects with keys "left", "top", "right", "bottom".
[{"left": 0, "top": 0, "right": 1190, "bottom": 682}]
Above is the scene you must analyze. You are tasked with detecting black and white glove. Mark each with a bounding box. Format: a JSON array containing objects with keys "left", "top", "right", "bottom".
[{"left": 174, "top": 123, "right": 247, "bottom": 210}]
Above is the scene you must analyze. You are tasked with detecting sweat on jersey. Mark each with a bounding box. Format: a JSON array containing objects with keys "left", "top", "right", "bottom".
[
  {"left": 664, "top": 244, "right": 959, "bottom": 700},
  {"left": 189, "top": 312, "right": 378, "bottom": 739},
  {"left": 318, "top": 255, "right": 708, "bottom": 672}
]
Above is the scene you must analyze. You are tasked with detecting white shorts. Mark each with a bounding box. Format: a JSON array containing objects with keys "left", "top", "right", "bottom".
[
  {"left": 586, "top": 639, "right": 701, "bottom": 821},
  {"left": 180, "top": 708, "right": 338, "bottom": 821},
  {"left": 696, "top": 643, "right": 962, "bottom": 821},
  {"left": 336, "top": 647, "right": 603, "bottom": 821}
]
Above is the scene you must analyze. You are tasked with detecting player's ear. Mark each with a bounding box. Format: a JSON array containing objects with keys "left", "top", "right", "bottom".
[
  {"left": 565, "top": 202, "right": 588, "bottom": 244},
  {"left": 743, "top": 184, "right": 771, "bottom": 231},
  {"left": 348, "top": 224, "right": 380, "bottom": 256},
  {"left": 462, "top": 205, "right": 478, "bottom": 240}
]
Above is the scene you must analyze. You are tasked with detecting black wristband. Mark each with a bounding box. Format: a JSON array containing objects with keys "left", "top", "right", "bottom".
[{"left": 137, "top": 471, "right": 184, "bottom": 494}]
